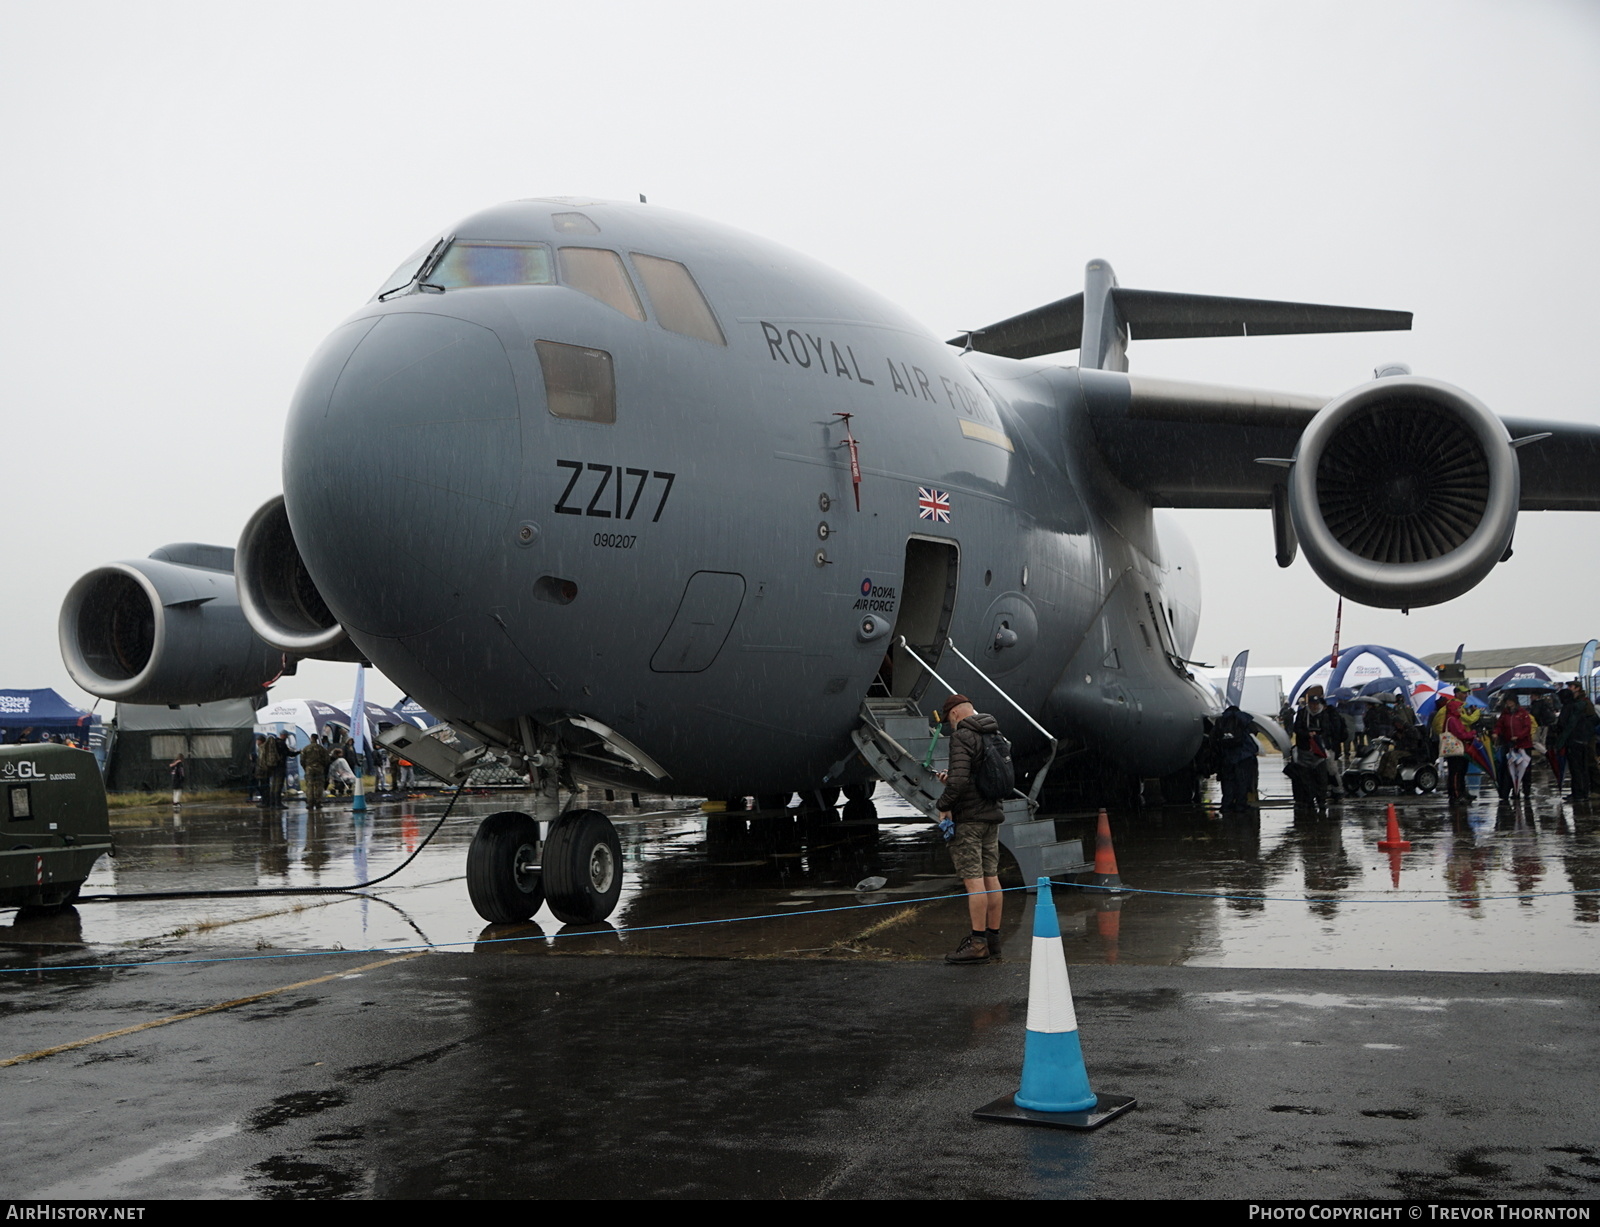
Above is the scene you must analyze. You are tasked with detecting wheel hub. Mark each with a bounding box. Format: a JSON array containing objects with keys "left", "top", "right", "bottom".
[
  {"left": 588, "top": 842, "right": 615, "bottom": 893},
  {"left": 514, "top": 842, "right": 540, "bottom": 893}
]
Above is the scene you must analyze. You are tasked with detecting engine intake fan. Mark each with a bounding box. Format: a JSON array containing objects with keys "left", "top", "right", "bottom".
[
  {"left": 60, "top": 547, "right": 285, "bottom": 705},
  {"left": 236, "top": 495, "right": 362, "bottom": 661},
  {"left": 1288, "top": 376, "right": 1518, "bottom": 608}
]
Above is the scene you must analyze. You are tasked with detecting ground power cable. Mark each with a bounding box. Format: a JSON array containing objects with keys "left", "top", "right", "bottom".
[
  {"left": 69, "top": 780, "right": 470, "bottom": 905},
  {"left": 4, "top": 879, "right": 1597, "bottom": 977}
]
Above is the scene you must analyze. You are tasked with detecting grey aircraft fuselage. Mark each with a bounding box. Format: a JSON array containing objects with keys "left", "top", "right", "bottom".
[{"left": 285, "top": 198, "right": 1210, "bottom": 797}]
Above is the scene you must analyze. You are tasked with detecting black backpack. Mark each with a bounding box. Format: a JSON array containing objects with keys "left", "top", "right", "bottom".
[{"left": 973, "top": 730, "right": 1015, "bottom": 801}]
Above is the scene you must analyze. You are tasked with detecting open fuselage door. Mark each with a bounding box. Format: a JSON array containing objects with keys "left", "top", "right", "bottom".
[{"left": 878, "top": 535, "right": 959, "bottom": 702}]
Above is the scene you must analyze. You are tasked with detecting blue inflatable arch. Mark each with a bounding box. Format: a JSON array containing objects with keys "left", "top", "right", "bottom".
[{"left": 1289, "top": 644, "right": 1439, "bottom": 705}]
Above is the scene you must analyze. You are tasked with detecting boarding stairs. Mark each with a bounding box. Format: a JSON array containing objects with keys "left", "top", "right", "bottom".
[{"left": 848, "top": 639, "right": 1090, "bottom": 886}]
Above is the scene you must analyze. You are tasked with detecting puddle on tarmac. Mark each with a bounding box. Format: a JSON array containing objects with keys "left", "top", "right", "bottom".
[{"left": 1, "top": 766, "right": 1595, "bottom": 973}]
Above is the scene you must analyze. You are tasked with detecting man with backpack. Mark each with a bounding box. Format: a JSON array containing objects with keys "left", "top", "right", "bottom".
[
  {"left": 934, "top": 694, "right": 1011, "bottom": 965},
  {"left": 1209, "top": 703, "right": 1262, "bottom": 812},
  {"left": 258, "top": 732, "right": 285, "bottom": 808}
]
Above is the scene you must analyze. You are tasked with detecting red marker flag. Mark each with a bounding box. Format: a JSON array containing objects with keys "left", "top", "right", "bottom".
[{"left": 835, "top": 413, "right": 862, "bottom": 510}]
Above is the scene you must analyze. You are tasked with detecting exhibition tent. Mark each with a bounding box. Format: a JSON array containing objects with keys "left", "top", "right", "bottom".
[
  {"left": 0, "top": 688, "right": 98, "bottom": 741},
  {"left": 111, "top": 697, "right": 260, "bottom": 791}
]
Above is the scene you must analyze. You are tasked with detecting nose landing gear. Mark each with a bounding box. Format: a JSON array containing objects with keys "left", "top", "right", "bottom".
[
  {"left": 466, "top": 808, "right": 624, "bottom": 925},
  {"left": 543, "top": 809, "right": 623, "bottom": 924},
  {"left": 466, "top": 811, "right": 546, "bottom": 923}
]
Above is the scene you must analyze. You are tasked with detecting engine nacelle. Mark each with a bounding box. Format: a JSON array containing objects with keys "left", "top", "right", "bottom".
[
  {"left": 235, "top": 495, "right": 362, "bottom": 661},
  {"left": 1288, "top": 376, "right": 1519, "bottom": 608},
  {"left": 59, "top": 545, "right": 286, "bottom": 705}
]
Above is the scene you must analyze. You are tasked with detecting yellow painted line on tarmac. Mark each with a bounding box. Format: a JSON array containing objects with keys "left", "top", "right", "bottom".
[{"left": 0, "top": 951, "right": 426, "bottom": 1069}]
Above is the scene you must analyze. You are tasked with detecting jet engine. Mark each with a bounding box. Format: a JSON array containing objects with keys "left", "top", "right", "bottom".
[
  {"left": 1287, "top": 376, "right": 1519, "bottom": 609},
  {"left": 235, "top": 495, "right": 362, "bottom": 661},
  {"left": 59, "top": 545, "right": 287, "bottom": 705}
]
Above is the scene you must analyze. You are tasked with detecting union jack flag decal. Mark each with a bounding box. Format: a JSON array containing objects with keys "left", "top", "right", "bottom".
[{"left": 917, "top": 487, "right": 951, "bottom": 523}]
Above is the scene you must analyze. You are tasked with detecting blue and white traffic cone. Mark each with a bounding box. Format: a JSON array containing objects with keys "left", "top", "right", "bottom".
[
  {"left": 974, "top": 877, "right": 1136, "bottom": 1130},
  {"left": 1015, "top": 878, "right": 1097, "bottom": 1112}
]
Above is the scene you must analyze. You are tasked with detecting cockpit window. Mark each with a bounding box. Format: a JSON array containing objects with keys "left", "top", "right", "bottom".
[
  {"left": 429, "top": 241, "right": 554, "bottom": 289},
  {"left": 536, "top": 340, "right": 615, "bottom": 423},
  {"left": 631, "top": 254, "right": 726, "bottom": 345},
  {"left": 552, "top": 212, "right": 600, "bottom": 235},
  {"left": 558, "top": 248, "right": 646, "bottom": 321}
]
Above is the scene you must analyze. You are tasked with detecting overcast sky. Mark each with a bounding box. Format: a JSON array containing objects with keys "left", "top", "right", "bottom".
[{"left": 3, "top": 0, "right": 1596, "bottom": 714}]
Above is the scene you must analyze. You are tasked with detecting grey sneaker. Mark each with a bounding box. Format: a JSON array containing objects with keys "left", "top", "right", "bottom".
[{"left": 946, "top": 934, "right": 991, "bottom": 965}]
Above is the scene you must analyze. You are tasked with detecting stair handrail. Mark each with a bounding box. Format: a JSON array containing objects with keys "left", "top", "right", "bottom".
[
  {"left": 942, "top": 637, "right": 1059, "bottom": 804},
  {"left": 894, "top": 637, "right": 962, "bottom": 706}
]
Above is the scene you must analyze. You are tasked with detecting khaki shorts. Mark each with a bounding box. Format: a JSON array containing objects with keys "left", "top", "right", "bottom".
[{"left": 949, "top": 821, "right": 1000, "bottom": 879}]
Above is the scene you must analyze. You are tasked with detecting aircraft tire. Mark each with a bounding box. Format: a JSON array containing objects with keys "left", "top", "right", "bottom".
[
  {"left": 842, "top": 782, "right": 876, "bottom": 803},
  {"left": 543, "top": 809, "right": 623, "bottom": 925},
  {"left": 466, "top": 811, "right": 545, "bottom": 924}
]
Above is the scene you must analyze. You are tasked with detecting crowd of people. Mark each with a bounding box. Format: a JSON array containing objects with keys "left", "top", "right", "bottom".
[
  {"left": 1431, "top": 680, "right": 1597, "bottom": 804},
  {"left": 1, "top": 727, "right": 89, "bottom": 747},
  {"left": 247, "top": 731, "right": 417, "bottom": 809},
  {"left": 1208, "top": 676, "right": 1599, "bottom": 811}
]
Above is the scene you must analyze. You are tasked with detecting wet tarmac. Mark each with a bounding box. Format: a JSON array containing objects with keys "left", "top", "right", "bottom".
[
  {"left": 3, "top": 765, "right": 1594, "bottom": 972},
  {"left": 1, "top": 765, "right": 1596, "bottom": 1199}
]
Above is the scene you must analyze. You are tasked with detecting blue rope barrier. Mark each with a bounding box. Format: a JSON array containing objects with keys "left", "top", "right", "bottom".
[{"left": 2, "top": 879, "right": 1596, "bottom": 976}]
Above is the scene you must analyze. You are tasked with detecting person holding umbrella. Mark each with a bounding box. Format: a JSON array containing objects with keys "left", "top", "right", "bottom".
[{"left": 1494, "top": 693, "right": 1536, "bottom": 802}]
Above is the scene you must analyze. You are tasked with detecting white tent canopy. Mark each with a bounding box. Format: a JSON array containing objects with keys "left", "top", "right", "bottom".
[
  {"left": 254, "top": 698, "right": 352, "bottom": 747},
  {"left": 254, "top": 698, "right": 415, "bottom": 747}
]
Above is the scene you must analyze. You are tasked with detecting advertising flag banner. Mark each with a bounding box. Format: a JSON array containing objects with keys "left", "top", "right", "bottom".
[
  {"left": 1226, "top": 650, "right": 1250, "bottom": 708},
  {"left": 350, "top": 665, "right": 368, "bottom": 756}
]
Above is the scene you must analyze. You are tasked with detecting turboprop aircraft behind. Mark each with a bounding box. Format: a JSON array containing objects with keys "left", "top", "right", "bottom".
[{"left": 59, "top": 197, "right": 1600, "bottom": 925}]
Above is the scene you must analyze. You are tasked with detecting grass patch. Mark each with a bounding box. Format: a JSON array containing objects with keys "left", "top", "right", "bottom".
[{"left": 105, "top": 789, "right": 248, "bottom": 811}]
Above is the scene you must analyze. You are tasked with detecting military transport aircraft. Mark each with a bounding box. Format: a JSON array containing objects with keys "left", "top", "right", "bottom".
[{"left": 58, "top": 198, "right": 1600, "bottom": 925}]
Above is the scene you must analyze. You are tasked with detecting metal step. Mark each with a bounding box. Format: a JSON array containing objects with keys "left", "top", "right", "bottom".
[{"left": 852, "top": 703, "right": 1091, "bottom": 885}]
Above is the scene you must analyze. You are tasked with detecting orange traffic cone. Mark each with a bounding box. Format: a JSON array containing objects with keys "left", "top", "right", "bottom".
[
  {"left": 1095, "top": 896, "right": 1123, "bottom": 964},
  {"left": 1091, "top": 809, "right": 1124, "bottom": 893},
  {"left": 1377, "top": 802, "right": 1412, "bottom": 851}
]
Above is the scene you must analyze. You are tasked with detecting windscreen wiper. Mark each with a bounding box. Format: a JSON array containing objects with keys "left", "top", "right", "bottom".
[{"left": 377, "top": 235, "right": 452, "bottom": 300}]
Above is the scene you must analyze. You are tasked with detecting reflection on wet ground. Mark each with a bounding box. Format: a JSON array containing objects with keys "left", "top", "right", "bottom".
[{"left": 2, "top": 764, "right": 1595, "bottom": 973}]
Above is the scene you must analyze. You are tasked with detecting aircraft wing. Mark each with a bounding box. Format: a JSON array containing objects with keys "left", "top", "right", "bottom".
[
  {"left": 1499, "top": 414, "right": 1600, "bottom": 510},
  {"left": 1073, "top": 369, "right": 1600, "bottom": 512}
]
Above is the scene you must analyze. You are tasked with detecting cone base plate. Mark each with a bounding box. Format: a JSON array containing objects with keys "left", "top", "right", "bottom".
[{"left": 973, "top": 1091, "right": 1136, "bottom": 1131}]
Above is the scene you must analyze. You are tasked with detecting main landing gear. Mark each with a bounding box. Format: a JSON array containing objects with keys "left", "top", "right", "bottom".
[{"left": 466, "top": 808, "right": 623, "bottom": 925}]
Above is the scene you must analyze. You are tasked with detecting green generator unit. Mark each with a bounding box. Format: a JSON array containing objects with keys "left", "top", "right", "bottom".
[{"left": 2, "top": 744, "right": 113, "bottom": 910}]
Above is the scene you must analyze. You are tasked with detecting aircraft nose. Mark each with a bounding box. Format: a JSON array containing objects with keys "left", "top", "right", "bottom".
[{"left": 283, "top": 309, "right": 522, "bottom": 637}]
